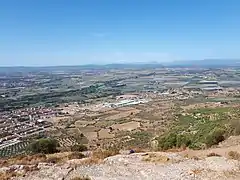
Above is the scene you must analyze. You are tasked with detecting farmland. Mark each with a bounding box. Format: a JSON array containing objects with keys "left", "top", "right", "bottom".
[
  {"left": 0, "top": 141, "right": 30, "bottom": 158},
  {"left": 1, "top": 65, "right": 240, "bottom": 157}
]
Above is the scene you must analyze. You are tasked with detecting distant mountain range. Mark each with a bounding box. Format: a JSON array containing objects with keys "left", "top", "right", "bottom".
[
  {"left": 163, "top": 59, "right": 240, "bottom": 68},
  {"left": 0, "top": 59, "right": 240, "bottom": 73},
  {"left": 0, "top": 63, "right": 164, "bottom": 73}
]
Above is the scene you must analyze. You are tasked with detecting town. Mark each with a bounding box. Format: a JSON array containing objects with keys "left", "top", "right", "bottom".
[{"left": 1, "top": 65, "right": 240, "bottom": 157}]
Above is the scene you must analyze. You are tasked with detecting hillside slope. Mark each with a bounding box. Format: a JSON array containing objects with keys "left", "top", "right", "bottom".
[{"left": 11, "top": 137, "right": 240, "bottom": 180}]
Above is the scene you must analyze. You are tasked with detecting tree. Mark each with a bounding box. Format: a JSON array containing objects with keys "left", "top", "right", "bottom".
[
  {"left": 27, "top": 138, "right": 59, "bottom": 154},
  {"left": 70, "top": 144, "right": 88, "bottom": 152},
  {"left": 205, "top": 128, "right": 225, "bottom": 147}
]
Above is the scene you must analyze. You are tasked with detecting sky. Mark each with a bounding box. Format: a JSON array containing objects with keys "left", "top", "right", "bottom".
[{"left": 0, "top": 0, "right": 240, "bottom": 66}]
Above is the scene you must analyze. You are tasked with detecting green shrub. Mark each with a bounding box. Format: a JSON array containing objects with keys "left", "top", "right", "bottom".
[
  {"left": 188, "top": 142, "right": 203, "bottom": 150},
  {"left": 176, "top": 134, "right": 191, "bottom": 148},
  {"left": 126, "top": 131, "right": 152, "bottom": 149},
  {"left": 27, "top": 138, "right": 59, "bottom": 154},
  {"left": 158, "top": 133, "right": 177, "bottom": 150},
  {"left": 205, "top": 128, "right": 225, "bottom": 147},
  {"left": 156, "top": 106, "right": 240, "bottom": 150},
  {"left": 71, "top": 144, "right": 88, "bottom": 152},
  {"left": 231, "top": 120, "right": 240, "bottom": 135},
  {"left": 158, "top": 133, "right": 192, "bottom": 150}
]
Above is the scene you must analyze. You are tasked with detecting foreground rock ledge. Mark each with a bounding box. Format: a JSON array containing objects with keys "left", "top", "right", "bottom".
[{"left": 12, "top": 151, "right": 240, "bottom": 180}]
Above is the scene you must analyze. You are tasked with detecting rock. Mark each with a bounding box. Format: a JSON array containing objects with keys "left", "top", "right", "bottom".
[{"left": 8, "top": 151, "right": 240, "bottom": 180}]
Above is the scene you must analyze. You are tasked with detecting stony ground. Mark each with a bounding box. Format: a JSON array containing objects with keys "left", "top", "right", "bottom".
[
  {"left": 13, "top": 151, "right": 239, "bottom": 180},
  {"left": 67, "top": 153, "right": 240, "bottom": 180},
  {"left": 5, "top": 136, "right": 240, "bottom": 180}
]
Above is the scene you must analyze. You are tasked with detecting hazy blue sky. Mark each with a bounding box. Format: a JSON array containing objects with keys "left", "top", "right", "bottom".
[{"left": 0, "top": 0, "right": 240, "bottom": 66}]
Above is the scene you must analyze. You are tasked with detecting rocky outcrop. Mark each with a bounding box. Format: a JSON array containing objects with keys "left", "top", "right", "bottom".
[{"left": 11, "top": 151, "right": 240, "bottom": 180}]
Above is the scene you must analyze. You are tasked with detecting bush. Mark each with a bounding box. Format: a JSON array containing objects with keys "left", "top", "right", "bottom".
[
  {"left": 228, "top": 151, "right": 240, "bottom": 160},
  {"left": 188, "top": 142, "right": 204, "bottom": 150},
  {"left": 158, "top": 133, "right": 192, "bottom": 150},
  {"left": 157, "top": 126, "right": 226, "bottom": 150},
  {"left": 27, "top": 138, "right": 59, "bottom": 154},
  {"left": 71, "top": 144, "right": 88, "bottom": 152},
  {"left": 68, "top": 152, "right": 85, "bottom": 160},
  {"left": 126, "top": 131, "right": 152, "bottom": 149},
  {"left": 158, "top": 133, "right": 177, "bottom": 150},
  {"left": 46, "top": 156, "right": 62, "bottom": 164},
  {"left": 231, "top": 120, "right": 240, "bottom": 135},
  {"left": 71, "top": 176, "right": 91, "bottom": 180},
  {"left": 176, "top": 134, "right": 191, "bottom": 148},
  {"left": 207, "top": 152, "right": 221, "bottom": 157},
  {"left": 205, "top": 128, "right": 225, "bottom": 147}
]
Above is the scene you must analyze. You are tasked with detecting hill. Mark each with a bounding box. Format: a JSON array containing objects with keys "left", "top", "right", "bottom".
[
  {"left": 164, "top": 59, "right": 240, "bottom": 68},
  {"left": 1, "top": 137, "right": 240, "bottom": 180}
]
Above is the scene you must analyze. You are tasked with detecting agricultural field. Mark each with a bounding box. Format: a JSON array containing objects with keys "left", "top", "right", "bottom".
[
  {"left": 0, "top": 141, "right": 30, "bottom": 158},
  {"left": 2, "top": 65, "right": 240, "bottom": 159}
]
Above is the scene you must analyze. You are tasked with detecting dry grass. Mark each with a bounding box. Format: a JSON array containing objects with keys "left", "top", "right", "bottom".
[
  {"left": 128, "top": 147, "right": 147, "bottom": 153},
  {"left": 92, "top": 149, "right": 119, "bottom": 160},
  {"left": 0, "top": 172, "right": 19, "bottom": 180},
  {"left": 183, "top": 154, "right": 201, "bottom": 160},
  {"left": 228, "top": 151, "right": 240, "bottom": 160},
  {"left": 0, "top": 154, "right": 47, "bottom": 167},
  {"left": 46, "top": 152, "right": 85, "bottom": 164},
  {"left": 22, "top": 165, "right": 39, "bottom": 173},
  {"left": 165, "top": 147, "right": 187, "bottom": 153},
  {"left": 191, "top": 156, "right": 201, "bottom": 160},
  {"left": 79, "top": 157, "right": 101, "bottom": 165},
  {"left": 71, "top": 176, "right": 91, "bottom": 180},
  {"left": 143, "top": 153, "right": 170, "bottom": 163},
  {"left": 0, "top": 159, "right": 40, "bottom": 180},
  {"left": 68, "top": 152, "right": 85, "bottom": 160},
  {"left": 189, "top": 168, "right": 204, "bottom": 178},
  {"left": 78, "top": 149, "right": 119, "bottom": 165},
  {"left": 0, "top": 151, "right": 86, "bottom": 168},
  {"left": 46, "top": 156, "right": 64, "bottom": 164},
  {"left": 0, "top": 168, "right": 23, "bottom": 180},
  {"left": 207, "top": 152, "right": 221, "bottom": 157}
]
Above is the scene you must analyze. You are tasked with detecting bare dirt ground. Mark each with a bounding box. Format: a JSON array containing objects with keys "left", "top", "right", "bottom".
[
  {"left": 105, "top": 109, "right": 140, "bottom": 121},
  {"left": 111, "top": 121, "right": 141, "bottom": 131},
  {"left": 15, "top": 152, "right": 240, "bottom": 180},
  {"left": 98, "top": 129, "right": 115, "bottom": 139}
]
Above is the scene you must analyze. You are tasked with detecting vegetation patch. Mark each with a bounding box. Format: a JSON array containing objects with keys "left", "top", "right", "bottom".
[
  {"left": 207, "top": 152, "right": 221, "bottom": 157},
  {"left": 0, "top": 154, "right": 47, "bottom": 167},
  {"left": 157, "top": 107, "right": 240, "bottom": 150},
  {"left": 92, "top": 148, "right": 119, "bottom": 160},
  {"left": 143, "top": 153, "right": 170, "bottom": 163},
  {"left": 27, "top": 138, "right": 59, "bottom": 154},
  {"left": 228, "top": 151, "right": 240, "bottom": 160},
  {"left": 71, "top": 144, "right": 88, "bottom": 152},
  {"left": 67, "top": 152, "right": 85, "bottom": 160},
  {"left": 0, "top": 141, "right": 30, "bottom": 158},
  {"left": 125, "top": 131, "right": 153, "bottom": 149},
  {"left": 71, "top": 176, "right": 91, "bottom": 180}
]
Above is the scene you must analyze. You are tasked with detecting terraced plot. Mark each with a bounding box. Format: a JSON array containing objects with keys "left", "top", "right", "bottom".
[{"left": 0, "top": 141, "right": 30, "bottom": 158}]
